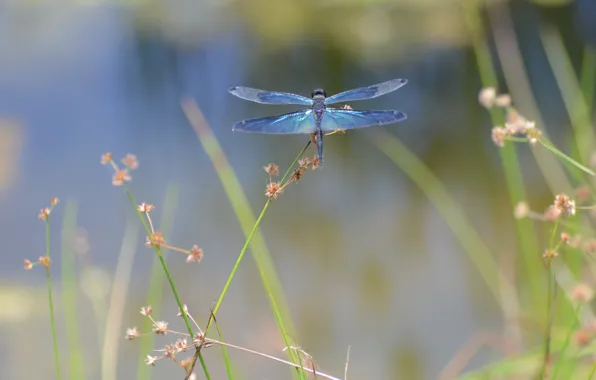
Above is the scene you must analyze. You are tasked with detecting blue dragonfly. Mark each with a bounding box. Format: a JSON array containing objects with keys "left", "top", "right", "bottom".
[{"left": 228, "top": 78, "right": 408, "bottom": 163}]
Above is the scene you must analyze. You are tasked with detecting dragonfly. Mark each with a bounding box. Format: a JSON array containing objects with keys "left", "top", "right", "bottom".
[{"left": 228, "top": 78, "right": 408, "bottom": 163}]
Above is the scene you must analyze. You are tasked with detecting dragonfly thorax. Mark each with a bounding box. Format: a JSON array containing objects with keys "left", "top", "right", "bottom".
[{"left": 311, "top": 88, "right": 326, "bottom": 98}]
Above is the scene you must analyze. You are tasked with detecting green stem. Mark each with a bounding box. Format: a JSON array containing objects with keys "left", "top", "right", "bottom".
[
  {"left": 124, "top": 189, "right": 211, "bottom": 380},
  {"left": 542, "top": 221, "right": 559, "bottom": 379},
  {"left": 551, "top": 305, "right": 582, "bottom": 380},
  {"left": 45, "top": 215, "right": 62, "bottom": 380},
  {"left": 203, "top": 142, "right": 311, "bottom": 379},
  {"left": 588, "top": 360, "right": 596, "bottom": 380},
  {"left": 581, "top": 47, "right": 596, "bottom": 114},
  {"left": 206, "top": 140, "right": 309, "bottom": 328}
]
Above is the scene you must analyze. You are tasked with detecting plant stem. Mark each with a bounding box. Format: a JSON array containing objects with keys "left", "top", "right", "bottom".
[
  {"left": 45, "top": 215, "right": 62, "bottom": 380},
  {"left": 124, "top": 189, "right": 211, "bottom": 380},
  {"left": 551, "top": 305, "right": 582, "bottom": 380}
]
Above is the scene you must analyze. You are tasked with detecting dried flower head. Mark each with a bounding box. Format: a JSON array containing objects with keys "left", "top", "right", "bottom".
[
  {"left": 291, "top": 168, "right": 304, "bottom": 183},
  {"left": 38, "top": 208, "right": 50, "bottom": 220},
  {"left": 152, "top": 320, "right": 168, "bottom": 335},
  {"left": 553, "top": 193, "right": 576, "bottom": 217},
  {"left": 572, "top": 284, "right": 594, "bottom": 303},
  {"left": 298, "top": 157, "right": 310, "bottom": 169},
  {"left": 146, "top": 232, "right": 165, "bottom": 247},
  {"left": 24, "top": 259, "right": 33, "bottom": 270},
  {"left": 121, "top": 154, "right": 138, "bottom": 170},
  {"left": 544, "top": 205, "right": 563, "bottom": 221},
  {"left": 145, "top": 354, "right": 158, "bottom": 366},
  {"left": 193, "top": 332, "right": 206, "bottom": 346},
  {"left": 164, "top": 344, "right": 176, "bottom": 359},
  {"left": 310, "top": 155, "right": 320, "bottom": 169},
  {"left": 112, "top": 170, "right": 131, "bottom": 186},
  {"left": 187, "top": 245, "right": 204, "bottom": 263},
  {"left": 574, "top": 329, "right": 592, "bottom": 347},
  {"left": 263, "top": 163, "right": 279, "bottom": 176},
  {"left": 526, "top": 126, "right": 542, "bottom": 145},
  {"left": 494, "top": 94, "right": 512, "bottom": 108},
  {"left": 505, "top": 109, "right": 526, "bottom": 133},
  {"left": 543, "top": 250, "right": 558, "bottom": 260},
  {"left": 478, "top": 87, "right": 497, "bottom": 109},
  {"left": 50, "top": 197, "right": 59, "bottom": 206},
  {"left": 177, "top": 304, "right": 189, "bottom": 317},
  {"left": 125, "top": 327, "right": 140, "bottom": 340},
  {"left": 101, "top": 152, "right": 113, "bottom": 165},
  {"left": 137, "top": 202, "right": 155, "bottom": 213},
  {"left": 342, "top": 104, "right": 353, "bottom": 110},
  {"left": 175, "top": 338, "right": 188, "bottom": 352},
  {"left": 39, "top": 256, "right": 51, "bottom": 268},
  {"left": 265, "top": 182, "right": 283, "bottom": 200},
  {"left": 561, "top": 232, "right": 571, "bottom": 244},
  {"left": 514, "top": 202, "right": 530, "bottom": 219},
  {"left": 140, "top": 305, "right": 153, "bottom": 316},
  {"left": 491, "top": 127, "right": 506, "bottom": 148}
]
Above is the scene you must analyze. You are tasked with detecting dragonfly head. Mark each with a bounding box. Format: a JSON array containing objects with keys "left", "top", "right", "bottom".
[{"left": 311, "top": 88, "right": 326, "bottom": 99}]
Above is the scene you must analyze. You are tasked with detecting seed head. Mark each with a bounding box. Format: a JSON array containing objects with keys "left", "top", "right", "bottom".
[
  {"left": 494, "top": 94, "right": 512, "bottom": 108},
  {"left": 112, "top": 170, "right": 131, "bottom": 186},
  {"left": 146, "top": 232, "right": 165, "bottom": 247},
  {"left": 152, "top": 320, "right": 168, "bottom": 335},
  {"left": 24, "top": 259, "right": 33, "bottom": 270},
  {"left": 544, "top": 205, "right": 562, "bottom": 221},
  {"left": 291, "top": 168, "right": 304, "bottom": 183},
  {"left": 187, "top": 245, "right": 204, "bottom": 263},
  {"left": 101, "top": 152, "right": 113, "bottom": 165},
  {"left": 526, "top": 126, "right": 542, "bottom": 145},
  {"left": 39, "top": 256, "right": 51, "bottom": 268},
  {"left": 574, "top": 329, "right": 592, "bottom": 347},
  {"left": 50, "top": 197, "right": 60, "bottom": 206},
  {"left": 561, "top": 232, "right": 571, "bottom": 244},
  {"left": 265, "top": 182, "right": 283, "bottom": 200},
  {"left": 164, "top": 344, "right": 176, "bottom": 359},
  {"left": 342, "top": 104, "right": 353, "bottom": 110},
  {"left": 553, "top": 193, "right": 576, "bottom": 217},
  {"left": 140, "top": 305, "right": 153, "bottom": 316},
  {"left": 137, "top": 202, "right": 155, "bottom": 213},
  {"left": 478, "top": 87, "right": 497, "bottom": 109},
  {"left": 38, "top": 208, "right": 50, "bottom": 220},
  {"left": 310, "top": 155, "right": 320, "bottom": 169},
  {"left": 491, "top": 127, "right": 506, "bottom": 147},
  {"left": 543, "top": 250, "right": 558, "bottom": 260},
  {"left": 571, "top": 284, "right": 594, "bottom": 303},
  {"left": 144, "top": 354, "right": 157, "bottom": 366},
  {"left": 177, "top": 304, "right": 189, "bottom": 317},
  {"left": 121, "top": 154, "right": 139, "bottom": 170},
  {"left": 175, "top": 338, "right": 188, "bottom": 352},
  {"left": 263, "top": 163, "right": 279, "bottom": 176},
  {"left": 125, "top": 327, "right": 140, "bottom": 340},
  {"left": 513, "top": 202, "right": 530, "bottom": 219}
]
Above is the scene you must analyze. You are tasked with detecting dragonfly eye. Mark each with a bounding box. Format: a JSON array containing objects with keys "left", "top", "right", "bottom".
[{"left": 311, "top": 88, "right": 326, "bottom": 98}]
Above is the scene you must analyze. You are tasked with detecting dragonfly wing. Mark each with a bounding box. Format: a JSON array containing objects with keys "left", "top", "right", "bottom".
[
  {"left": 324, "top": 78, "right": 407, "bottom": 105},
  {"left": 321, "top": 109, "right": 407, "bottom": 132},
  {"left": 233, "top": 110, "right": 316, "bottom": 134},
  {"left": 229, "top": 86, "right": 313, "bottom": 105}
]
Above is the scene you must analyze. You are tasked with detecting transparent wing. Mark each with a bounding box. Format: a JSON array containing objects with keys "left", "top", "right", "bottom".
[
  {"left": 324, "top": 78, "right": 407, "bottom": 105},
  {"left": 229, "top": 86, "right": 313, "bottom": 105},
  {"left": 233, "top": 110, "right": 316, "bottom": 134},
  {"left": 321, "top": 109, "right": 407, "bottom": 132}
]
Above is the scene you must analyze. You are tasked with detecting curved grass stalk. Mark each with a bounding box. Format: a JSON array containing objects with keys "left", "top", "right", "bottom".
[{"left": 182, "top": 97, "right": 308, "bottom": 379}]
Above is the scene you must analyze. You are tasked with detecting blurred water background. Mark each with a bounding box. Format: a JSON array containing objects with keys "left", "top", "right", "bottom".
[{"left": 1, "top": 0, "right": 595, "bottom": 379}]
